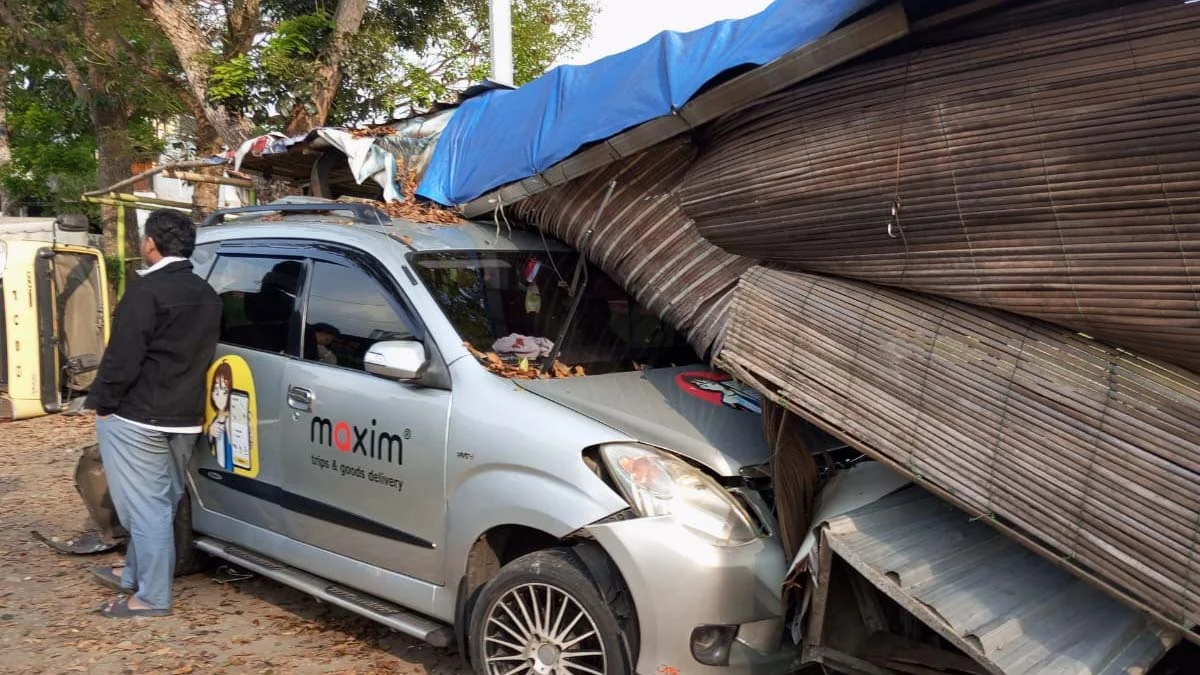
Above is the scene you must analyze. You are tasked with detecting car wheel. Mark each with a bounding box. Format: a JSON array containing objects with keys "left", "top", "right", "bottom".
[
  {"left": 469, "top": 548, "right": 632, "bottom": 675},
  {"left": 172, "top": 488, "right": 202, "bottom": 576}
]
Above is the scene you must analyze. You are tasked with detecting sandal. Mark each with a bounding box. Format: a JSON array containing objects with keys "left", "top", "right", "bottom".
[
  {"left": 98, "top": 596, "right": 170, "bottom": 619},
  {"left": 89, "top": 566, "right": 133, "bottom": 592}
]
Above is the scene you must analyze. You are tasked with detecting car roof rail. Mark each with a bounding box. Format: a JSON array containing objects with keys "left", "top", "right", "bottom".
[{"left": 200, "top": 202, "right": 391, "bottom": 228}]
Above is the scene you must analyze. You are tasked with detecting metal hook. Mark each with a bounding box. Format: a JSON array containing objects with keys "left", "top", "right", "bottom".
[{"left": 887, "top": 198, "right": 902, "bottom": 238}]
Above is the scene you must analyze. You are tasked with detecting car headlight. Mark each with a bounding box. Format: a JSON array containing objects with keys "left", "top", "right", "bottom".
[{"left": 598, "top": 443, "right": 759, "bottom": 547}]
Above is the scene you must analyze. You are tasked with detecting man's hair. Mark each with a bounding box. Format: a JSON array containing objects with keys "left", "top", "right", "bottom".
[{"left": 144, "top": 209, "right": 197, "bottom": 258}]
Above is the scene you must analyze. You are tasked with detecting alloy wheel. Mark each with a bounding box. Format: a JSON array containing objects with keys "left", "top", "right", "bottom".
[{"left": 482, "top": 582, "right": 608, "bottom": 675}]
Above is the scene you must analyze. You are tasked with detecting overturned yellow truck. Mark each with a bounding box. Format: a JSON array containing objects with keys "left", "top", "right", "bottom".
[{"left": 0, "top": 215, "right": 109, "bottom": 421}]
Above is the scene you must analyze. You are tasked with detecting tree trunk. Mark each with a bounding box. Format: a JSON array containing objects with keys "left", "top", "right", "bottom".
[
  {"left": 91, "top": 102, "right": 136, "bottom": 260},
  {"left": 226, "top": 0, "right": 262, "bottom": 56},
  {"left": 284, "top": 0, "right": 369, "bottom": 135},
  {"left": 0, "top": 61, "right": 13, "bottom": 216},
  {"left": 138, "top": 0, "right": 254, "bottom": 148},
  {"left": 190, "top": 117, "right": 223, "bottom": 217}
]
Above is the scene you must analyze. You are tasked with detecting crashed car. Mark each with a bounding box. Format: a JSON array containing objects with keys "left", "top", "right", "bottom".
[{"left": 72, "top": 197, "right": 806, "bottom": 675}]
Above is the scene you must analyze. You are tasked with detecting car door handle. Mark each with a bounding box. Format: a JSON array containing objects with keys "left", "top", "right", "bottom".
[{"left": 287, "top": 386, "right": 314, "bottom": 412}]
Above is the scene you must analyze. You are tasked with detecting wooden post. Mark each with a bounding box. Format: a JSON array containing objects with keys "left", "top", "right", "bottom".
[
  {"left": 111, "top": 192, "right": 194, "bottom": 209},
  {"left": 163, "top": 170, "right": 253, "bottom": 188},
  {"left": 83, "top": 196, "right": 189, "bottom": 213},
  {"left": 116, "top": 202, "right": 126, "bottom": 299}
]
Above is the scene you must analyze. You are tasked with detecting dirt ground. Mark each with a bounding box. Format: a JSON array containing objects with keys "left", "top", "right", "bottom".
[
  {"left": 7, "top": 413, "right": 1198, "bottom": 675},
  {"left": 0, "top": 412, "right": 466, "bottom": 675}
]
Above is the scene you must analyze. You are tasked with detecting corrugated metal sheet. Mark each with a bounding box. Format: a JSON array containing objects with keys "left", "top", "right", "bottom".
[
  {"left": 821, "top": 486, "right": 1178, "bottom": 675},
  {"left": 717, "top": 265, "right": 1200, "bottom": 639},
  {"left": 509, "top": 138, "right": 756, "bottom": 357},
  {"left": 680, "top": 0, "right": 1200, "bottom": 374}
]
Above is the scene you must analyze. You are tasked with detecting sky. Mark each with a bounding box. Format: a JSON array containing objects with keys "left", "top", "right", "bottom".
[{"left": 556, "top": 0, "right": 776, "bottom": 66}]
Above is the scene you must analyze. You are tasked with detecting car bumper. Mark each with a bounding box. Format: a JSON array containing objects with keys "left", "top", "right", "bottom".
[{"left": 585, "top": 516, "right": 795, "bottom": 675}]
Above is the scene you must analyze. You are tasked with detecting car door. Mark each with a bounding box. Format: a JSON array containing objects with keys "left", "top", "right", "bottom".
[
  {"left": 189, "top": 242, "right": 306, "bottom": 543},
  {"left": 280, "top": 246, "right": 450, "bottom": 584}
]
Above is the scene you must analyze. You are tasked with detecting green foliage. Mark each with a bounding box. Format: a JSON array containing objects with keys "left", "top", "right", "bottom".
[
  {"left": 0, "top": 0, "right": 185, "bottom": 219},
  {"left": 104, "top": 254, "right": 126, "bottom": 289},
  {"left": 1, "top": 63, "right": 97, "bottom": 214},
  {"left": 260, "top": 12, "right": 337, "bottom": 116},
  {"left": 511, "top": 0, "right": 595, "bottom": 84},
  {"left": 205, "top": 11, "right": 342, "bottom": 122},
  {"left": 263, "top": 12, "right": 337, "bottom": 66},
  {"left": 208, "top": 55, "right": 257, "bottom": 109},
  {"left": 331, "top": 0, "right": 597, "bottom": 124},
  {"left": 128, "top": 118, "right": 168, "bottom": 161}
]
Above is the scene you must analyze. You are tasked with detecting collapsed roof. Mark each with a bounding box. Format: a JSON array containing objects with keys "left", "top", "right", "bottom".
[{"left": 225, "top": 0, "right": 1200, "bottom": 651}]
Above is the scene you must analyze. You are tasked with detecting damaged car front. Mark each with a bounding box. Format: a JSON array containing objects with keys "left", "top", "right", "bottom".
[{"left": 412, "top": 245, "right": 796, "bottom": 675}]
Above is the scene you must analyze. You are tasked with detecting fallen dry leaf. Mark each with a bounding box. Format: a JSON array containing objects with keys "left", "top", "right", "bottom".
[
  {"left": 463, "top": 343, "right": 586, "bottom": 381},
  {"left": 350, "top": 126, "right": 397, "bottom": 138},
  {"left": 1, "top": 410, "right": 467, "bottom": 675}
]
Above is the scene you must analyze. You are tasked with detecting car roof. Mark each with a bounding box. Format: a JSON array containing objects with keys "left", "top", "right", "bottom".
[{"left": 196, "top": 197, "right": 569, "bottom": 254}]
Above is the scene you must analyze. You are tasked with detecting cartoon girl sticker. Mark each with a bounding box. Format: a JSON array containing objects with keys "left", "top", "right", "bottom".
[
  {"left": 208, "top": 361, "right": 235, "bottom": 470},
  {"left": 206, "top": 357, "right": 256, "bottom": 474}
]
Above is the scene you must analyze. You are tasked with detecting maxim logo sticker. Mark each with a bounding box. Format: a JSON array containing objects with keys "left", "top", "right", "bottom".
[{"left": 310, "top": 417, "right": 406, "bottom": 465}]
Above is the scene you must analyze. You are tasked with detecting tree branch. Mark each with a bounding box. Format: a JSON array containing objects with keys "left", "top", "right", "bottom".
[
  {"left": 138, "top": 0, "right": 253, "bottom": 146},
  {"left": 0, "top": 1, "right": 89, "bottom": 100},
  {"left": 284, "top": 0, "right": 368, "bottom": 134},
  {"left": 226, "top": 0, "right": 261, "bottom": 56},
  {"left": 112, "top": 31, "right": 209, "bottom": 128}
]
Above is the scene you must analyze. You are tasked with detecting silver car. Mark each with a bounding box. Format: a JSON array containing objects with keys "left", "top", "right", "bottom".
[{"left": 176, "top": 199, "right": 794, "bottom": 675}]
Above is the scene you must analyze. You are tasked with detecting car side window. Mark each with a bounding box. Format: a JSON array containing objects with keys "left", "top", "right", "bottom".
[
  {"left": 302, "top": 259, "right": 415, "bottom": 372},
  {"left": 206, "top": 255, "right": 304, "bottom": 354},
  {"left": 190, "top": 242, "right": 219, "bottom": 279}
]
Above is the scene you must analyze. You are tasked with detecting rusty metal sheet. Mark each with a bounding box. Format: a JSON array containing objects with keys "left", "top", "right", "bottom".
[
  {"left": 681, "top": 0, "right": 1200, "bottom": 373},
  {"left": 717, "top": 265, "right": 1200, "bottom": 642},
  {"left": 511, "top": 138, "right": 755, "bottom": 357}
]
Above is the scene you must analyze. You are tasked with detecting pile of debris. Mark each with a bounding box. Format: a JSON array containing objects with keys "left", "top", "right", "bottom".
[
  {"left": 377, "top": 172, "right": 461, "bottom": 224},
  {"left": 464, "top": 343, "right": 586, "bottom": 380}
]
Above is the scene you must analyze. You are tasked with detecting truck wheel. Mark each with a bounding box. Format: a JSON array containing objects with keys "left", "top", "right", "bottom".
[{"left": 469, "top": 548, "right": 632, "bottom": 675}]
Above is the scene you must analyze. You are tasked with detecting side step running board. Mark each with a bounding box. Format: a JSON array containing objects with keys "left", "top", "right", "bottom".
[{"left": 195, "top": 536, "right": 454, "bottom": 647}]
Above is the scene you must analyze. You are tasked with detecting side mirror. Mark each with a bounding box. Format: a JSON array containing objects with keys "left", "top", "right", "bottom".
[
  {"left": 364, "top": 341, "right": 428, "bottom": 381},
  {"left": 55, "top": 213, "right": 90, "bottom": 232}
]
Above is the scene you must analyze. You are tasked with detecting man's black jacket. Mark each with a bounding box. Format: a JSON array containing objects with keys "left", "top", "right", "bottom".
[{"left": 86, "top": 260, "right": 222, "bottom": 427}]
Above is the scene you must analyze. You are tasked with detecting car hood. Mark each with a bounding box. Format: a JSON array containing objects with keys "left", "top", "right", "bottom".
[{"left": 516, "top": 365, "right": 769, "bottom": 476}]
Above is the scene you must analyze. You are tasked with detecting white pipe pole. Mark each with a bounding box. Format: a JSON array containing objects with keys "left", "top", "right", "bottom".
[{"left": 489, "top": 0, "right": 514, "bottom": 87}]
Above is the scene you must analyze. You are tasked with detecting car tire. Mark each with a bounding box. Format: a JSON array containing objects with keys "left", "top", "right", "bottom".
[
  {"left": 172, "top": 489, "right": 202, "bottom": 576},
  {"left": 469, "top": 548, "right": 633, "bottom": 675}
]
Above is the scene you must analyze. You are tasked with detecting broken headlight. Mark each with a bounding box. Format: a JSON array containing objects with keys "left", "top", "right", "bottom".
[{"left": 598, "top": 443, "right": 759, "bottom": 547}]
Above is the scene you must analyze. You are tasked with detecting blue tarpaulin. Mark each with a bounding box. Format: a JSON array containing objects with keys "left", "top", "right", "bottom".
[{"left": 416, "top": 0, "right": 873, "bottom": 206}]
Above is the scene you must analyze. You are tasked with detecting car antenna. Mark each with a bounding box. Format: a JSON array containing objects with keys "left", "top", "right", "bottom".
[{"left": 540, "top": 180, "right": 617, "bottom": 375}]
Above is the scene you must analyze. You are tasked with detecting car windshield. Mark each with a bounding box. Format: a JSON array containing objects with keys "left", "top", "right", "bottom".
[{"left": 413, "top": 250, "right": 698, "bottom": 376}]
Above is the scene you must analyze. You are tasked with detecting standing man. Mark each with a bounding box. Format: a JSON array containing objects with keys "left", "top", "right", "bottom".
[{"left": 85, "top": 209, "right": 221, "bottom": 618}]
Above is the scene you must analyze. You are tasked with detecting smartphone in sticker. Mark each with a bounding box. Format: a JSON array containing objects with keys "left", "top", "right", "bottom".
[{"left": 229, "top": 390, "right": 252, "bottom": 471}]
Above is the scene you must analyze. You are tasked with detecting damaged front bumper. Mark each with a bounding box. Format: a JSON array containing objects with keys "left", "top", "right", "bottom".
[{"left": 586, "top": 515, "right": 795, "bottom": 675}]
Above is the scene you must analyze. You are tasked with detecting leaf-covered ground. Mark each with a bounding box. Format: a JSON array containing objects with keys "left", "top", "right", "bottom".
[{"left": 0, "top": 413, "right": 466, "bottom": 675}]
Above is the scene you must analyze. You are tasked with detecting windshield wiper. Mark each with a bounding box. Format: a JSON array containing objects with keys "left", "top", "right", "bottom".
[{"left": 540, "top": 180, "right": 617, "bottom": 374}]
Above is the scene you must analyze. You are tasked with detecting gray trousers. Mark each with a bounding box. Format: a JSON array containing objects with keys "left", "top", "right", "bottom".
[{"left": 96, "top": 415, "right": 196, "bottom": 610}]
